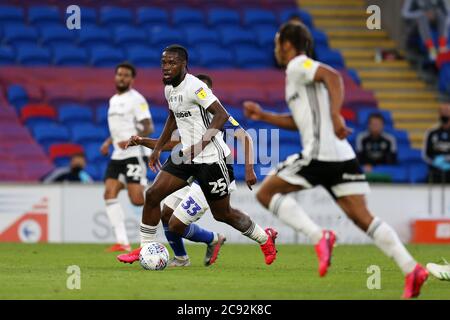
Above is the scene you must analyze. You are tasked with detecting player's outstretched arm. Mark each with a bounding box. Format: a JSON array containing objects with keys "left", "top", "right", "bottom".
[
  {"left": 313, "top": 65, "right": 352, "bottom": 139},
  {"left": 234, "top": 128, "right": 257, "bottom": 189},
  {"left": 126, "top": 136, "right": 180, "bottom": 151},
  {"left": 243, "top": 101, "right": 297, "bottom": 131},
  {"left": 137, "top": 118, "right": 154, "bottom": 137}
]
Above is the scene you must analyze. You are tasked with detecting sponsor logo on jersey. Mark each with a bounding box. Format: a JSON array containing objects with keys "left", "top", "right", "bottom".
[
  {"left": 139, "top": 103, "right": 149, "bottom": 111},
  {"left": 302, "top": 58, "right": 313, "bottom": 69},
  {"left": 195, "top": 87, "right": 207, "bottom": 100},
  {"left": 175, "top": 111, "right": 192, "bottom": 118}
]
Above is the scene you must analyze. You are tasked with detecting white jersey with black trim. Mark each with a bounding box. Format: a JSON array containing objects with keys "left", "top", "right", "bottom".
[
  {"left": 165, "top": 73, "right": 231, "bottom": 164},
  {"left": 285, "top": 54, "right": 355, "bottom": 162},
  {"left": 108, "top": 88, "right": 152, "bottom": 160}
]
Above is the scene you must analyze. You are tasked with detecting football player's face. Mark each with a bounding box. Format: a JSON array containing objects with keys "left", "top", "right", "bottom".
[
  {"left": 115, "top": 67, "right": 133, "bottom": 93},
  {"left": 161, "top": 51, "right": 184, "bottom": 85}
]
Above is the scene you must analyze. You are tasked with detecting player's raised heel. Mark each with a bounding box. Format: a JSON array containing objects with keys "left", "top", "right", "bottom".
[
  {"left": 402, "top": 264, "right": 429, "bottom": 299},
  {"left": 260, "top": 228, "right": 278, "bottom": 265},
  {"left": 117, "top": 247, "right": 141, "bottom": 264},
  {"left": 314, "top": 230, "right": 336, "bottom": 277},
  {"left": 205, "top": 233, "right": 226, "bottom": 266}
]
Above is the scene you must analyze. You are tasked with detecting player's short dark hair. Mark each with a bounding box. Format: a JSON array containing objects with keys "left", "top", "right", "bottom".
[
  {"left": 164, "top": 44, "right": 189, "bottom": 63},
  {"left": 115, "top": 62, "right": 136, "bottom": 77},
  {"left": 72, "top": 152, "right": 86, "bottom": 159},
  {"left": 368, "top": 113, "right": 385, "bottom": 123},
  {"left": 278, "top": 21, "right": 313, "bottom": 57},
  {"left": 196, "top": 74, "right": 213, "bottom": 88}
]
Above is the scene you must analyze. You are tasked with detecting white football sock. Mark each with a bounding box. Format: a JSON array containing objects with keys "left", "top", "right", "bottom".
[
  {"left": 367, "top": 218, "right": 417, "bottom": 275},
  {"left": 242, "top": 220, "right": 268, "bottom": 244},
  {"left": 140, "top": 222, "right": 157, "bottom": 247},
  {"left": 105, "top": 199, "right": 129, "bottom": 246},
  {"left": 269, "top": 193, "right": 322, "bottom": 244}
]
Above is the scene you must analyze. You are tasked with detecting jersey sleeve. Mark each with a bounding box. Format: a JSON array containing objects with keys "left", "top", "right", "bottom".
[
  {"left": 288, "top": 56, "right": 320, "bottom": 85},
  {"left": 191, "top": 79, "right": 218, "bottom": 109},
  {"left": 133, "top": 94, "right": 151, "bottom": 122}
]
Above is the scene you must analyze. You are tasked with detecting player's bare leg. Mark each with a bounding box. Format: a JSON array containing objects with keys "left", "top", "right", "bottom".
[
  {"left": 117, "top": 171, "right": 187, "bottom": 264},
  {"left": 203, "top": 195, "right": 277, "bottom": 265},
  {"left": 104, "top": 178, "right": 131, "bottom": 252},
  {"left": 336, "top": 194, "right": 428, "bottom": 298},
  {"left": 257, "top": 175, "right": 334, "bottom": 276},
  {"left": 127, "top": 183, "right": 145, "bottom": 206}
]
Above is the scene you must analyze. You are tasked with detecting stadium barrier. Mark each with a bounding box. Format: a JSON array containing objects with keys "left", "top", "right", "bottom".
[{"left": 0, "top": 183, "right": 449, "bottom": 244}]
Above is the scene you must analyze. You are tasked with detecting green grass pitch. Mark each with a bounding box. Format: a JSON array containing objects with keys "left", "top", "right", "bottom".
[{"left": 0, "top": 243, "right": 449, "bottom": 300}]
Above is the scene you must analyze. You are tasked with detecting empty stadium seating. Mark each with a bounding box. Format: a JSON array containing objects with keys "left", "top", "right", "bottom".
[{"left": 0, "top": 2, "right": 434, "bottom": 183}]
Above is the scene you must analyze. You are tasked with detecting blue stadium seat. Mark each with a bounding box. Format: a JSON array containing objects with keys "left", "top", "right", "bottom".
[
  {"left": 96, "top": 104, "right": 108, "bottom": 125},
  {"left": 76, "top": 7, "right": 96, "bottom": 24},
  {"left": 52, "top": 45, "right": 88, "bottom": 66},
  {"left": 310, "top": 28, "right": 328, "bottom": 47},
  {"left": 59, "top": 104, "right": 94, "bottom": 126},
  {"left": 315, "top": 48, "right": 345, "bottom": 68},
  {"left": 150, "top": 107, "right": 169, "bottom": 123},
  {"left": 0, "top": 6, "right": 25, "bottom": 25},
  {"left": 149, "top": 27, "right": 184, "bottom": 48},
  {"left": 70, "top": 123, "right": 108, "bottom": 144},
  {"left": 184, "top": 27, "right": 219, "bottom": 46},
  {"left": 232, "top": 45, "right": 272, "bottom": 68},
  {"left": 7, "top": 85, "right": 28, "bottom": 108},
  {"left": 16, "top": 45, "right": 51, "bottom": 65},
  {"left": 32, "top": 124, "right": 70, "bottom": 148},
  {"left": 187, "top": 48, "right": 200, "bottom": 66},
  {"left": 347, "top": 68, "right": 361, "bottom": 85},
  {"left": 114, "top": 26, "right": 148, "bottom": 46},
  {"left": 85, "top": 163, "right": 101, "bottom": 181},
  {"left": 357, "top": 108, "right": 394, "bottom": 128},
  {"left": 397, "top": 147, "right": 423, "bottom": 164},
  {"left": 99, "top": 6, "right": 133, "bottom": 28},
  {"left": 243, "top": 9, "right": 277, "bottom": 27},
  {"left": 28, "top": 6, "right": 61, "bottom": 27},
  {"left": 439, "top": 63, "right": 450, "bottom": 94},
  {"left": 409, "top": 163, "right": 428, "bottom": 183},
  {"left": 386, "top": 129, "right": 410, "bottom": 147},
  {"left": 278, "top": 129, "right": 301, "bottom": 144},
  {"left": 84, "top": 142, "right": 104, "bottom": 163},
  {"left": 39, "top": 26, "right": 75, "bottom": 46},
  {"left": 137, "top": 7, "right": 169, "bottom": 27},
  {"left": 207, "top": 8, "right": 240, "bottom": 26},
  {"left": 219, "top": 26, "right": 256, "bottom": 46},
  {"left": 89, "top": 45, "right": 125, "bottom": 67},
  {"left": 3, "top": 24, "right": 39, "bottom": 46},
  {"left": 253, "top": 26, "right": 277, "bottom": 47},
  {"left": 78, "top": 25, "right": 112, "bottom": 48},
  {"left": 126, "top": 45, "right": 160, "bottom": 67},
  {"left": 371, "top": 165, "right": 409, "bottom": 183},
  {"left": 278, "top": 8, "right": 314, "bottom": 28},
  {"left": 0, "top": 46, "right": 14, "bottom": 65},
  {"left": 196, "top": 44, "right": 233, "bottom": 68},
  {"left": 172, "top": 8, "right": 205, "bottom": 27}
]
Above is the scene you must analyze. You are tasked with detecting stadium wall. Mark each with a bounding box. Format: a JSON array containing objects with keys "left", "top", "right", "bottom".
[{"left": 0, "top": 183, "right": 449, "bottom": 244}]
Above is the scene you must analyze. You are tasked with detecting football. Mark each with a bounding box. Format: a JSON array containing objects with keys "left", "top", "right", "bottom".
[{"left": 139, "top": 242, "right": 170, "bottom": 271}]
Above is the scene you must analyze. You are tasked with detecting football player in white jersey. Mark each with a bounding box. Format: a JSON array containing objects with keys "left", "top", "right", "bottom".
[
  {"left": 243, "top": 22, "right": 428, "bottom": 298},
  {"left": 117, "top": 45, "right": 277, "bottom": 266},
  {"left": 100, "top": 62, "right": 154, "bottom": 252},
  {"left": 125, "top": 74, "right": 257, "bottom": 267}
]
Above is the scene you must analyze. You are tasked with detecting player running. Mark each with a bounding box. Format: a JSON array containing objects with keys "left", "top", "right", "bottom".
[
  {"left": 100, "top": 62, "right": 154, "bottom": 252},
  {"left": 117, "top": 45, "right": 277, "bottom": 266},
  {"left": 243, "top": 22, "right": 428, "bottom": 298},
  {"left": 124, "top": 74, "right": 257, "bottom": 267}
]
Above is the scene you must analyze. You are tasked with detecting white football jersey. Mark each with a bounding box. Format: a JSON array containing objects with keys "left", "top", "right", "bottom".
[
  {"left": 108, "top": 88, "right": 152, "bottom": 160},
  {"left": 165, "top": 74, "right": 231, "bottom": 164},
  {"left": 285, "top": 54, "right": 355, "bottom": 162}
]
